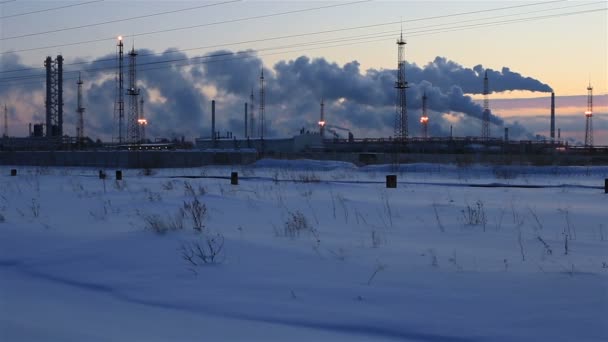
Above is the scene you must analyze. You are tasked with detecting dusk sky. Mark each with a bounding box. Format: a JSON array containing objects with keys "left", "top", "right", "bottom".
[{"left": 1, "top": 0, "right": 606, "bottom": 144}]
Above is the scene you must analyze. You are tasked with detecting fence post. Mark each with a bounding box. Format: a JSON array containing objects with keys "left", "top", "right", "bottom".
[
  {"left": 231, "top": 172, "right": 238, "bottom": 185},
  {"left": 605, "top": 179, "right": 607, "bottom": 194},
  {"left": 10, "top": 169, "right": 17, "bottom": 176},
  {"left": 386, "top": 174, "right": 397, "bottom": 188},
  {"left": 115, "top": 170, "right": 122, "bottom": 181},
  {"left": 99, "top": 170, "right": 106, "bottom": 179}
]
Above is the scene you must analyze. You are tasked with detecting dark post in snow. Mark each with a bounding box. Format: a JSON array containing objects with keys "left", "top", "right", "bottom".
[
  {"left": 231, "top": 172, "right": 238, "bottom": 185},
  {"left": 10, "top": 169, "right": 17, "bottom": 176},
  {"left": 386, "top": 175, "right": 397, "bottom": 188},
  {"left": 99, "top": 170, "right": 106, "bottom": 179},
  {"left": 116, "top": 170, "right": 123, "bottom": 181},
  {"left": 604, "top": 179, "right": 607, "bottom": 194}
]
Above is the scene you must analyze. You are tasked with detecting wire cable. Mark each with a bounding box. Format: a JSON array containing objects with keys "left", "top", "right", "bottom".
[
  {"left": 1, "top": 0, "right": 240, "bottom": 40},
  {"left": 1, "top": 5, "right": 605, "bottom": 84},
  {"left": 0, "top": 0, "right": 103, "bottom": 20},
  {"left": 1, "top": 0, "right": 595, "bottom": 73}
]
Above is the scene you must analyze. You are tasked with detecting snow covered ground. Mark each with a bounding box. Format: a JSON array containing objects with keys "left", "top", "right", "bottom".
[{"left": 1, "top": 161, "right": 607, "bottom": 341}]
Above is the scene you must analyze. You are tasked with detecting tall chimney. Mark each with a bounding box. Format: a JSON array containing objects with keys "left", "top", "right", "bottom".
[
  {"left": 211, "top": 100, "right": 216, "bottom": 140},
  {"left": 550, "top": 92, "right": 555, "bottom": 141},
  {"left": 244, "top": 102, "right": 248, "bottom": 138},
  {"left": 504, "top": 127, "right": 509, "bottom": 142}
]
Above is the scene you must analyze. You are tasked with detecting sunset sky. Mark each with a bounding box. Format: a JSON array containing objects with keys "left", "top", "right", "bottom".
[{"left": 1, "top": 0, "right": 606, "bottom": 144}]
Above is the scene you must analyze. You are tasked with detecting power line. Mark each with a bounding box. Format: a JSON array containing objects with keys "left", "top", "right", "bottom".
[
  {"left": 0, "top": 0, "right": 558, "bottom": 54},
  {"left": 0, "top": 0, "right": 241, "bottom": 40},
  {"left": 1, "top": 0, "right": 595, "bottom": 75},
  {"left": 1, "top": 5, "right": 605, "bottom": 84},
  {"left": 0, "top": 0, "right": 17, "bottom": 5},
  {"left": 0, "top": 0, "right": 103, "bottom": 20}
]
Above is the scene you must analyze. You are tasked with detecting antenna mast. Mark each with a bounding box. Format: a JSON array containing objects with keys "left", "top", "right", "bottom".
[
  {"left": 584, "top": 82, "right": 593, "bottom": 147},
  {"left": 76, "top": 73, "right": 85, "bottom": 143},
  {"left": 481, "top": 71, "right": 490, "bottom": 140},
  {"left": 394, "top": 29, "right": 408, "bottom": 141},
  {"left": 259, "top": 70, "right": 265, "bottom": 139},
  {"left": 127, "top": 45, "right": 140, "bottom": 143},
  {"left": 116, "top": 36, "right": 125, "bottom": 144}
]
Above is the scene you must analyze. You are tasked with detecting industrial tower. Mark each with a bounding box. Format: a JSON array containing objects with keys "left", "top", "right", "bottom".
[
  {"left": 481, "top": 71, "right": 490, "bottom": 140},
  {"left": 420, "top": 92, "right": 429, "bottom": 139},
  {"left": 76, "top": 73, "right": 85, "bottom": 143},
  {"left": 249, "top": 89, "right": 255, "bottom": 138},
  {"left": 3, "top": 104, "right": 7, "bottom": 138},
  {"left": 127, "top": 46, "right": 140, "bottom": 143},
  {"left": 138, "top": 97, "right": 147, "bottom": 142},
  {"left": 319, "top": 98, "right": 326, "bottom": 138},
  {"left": 584, "top": 82, "right": 593, "bottom": 147},
  {"left": 259, "top": 70, "right": 265, "bottom": 139},
  {"left": 394, "top": 31, "right": 408, "bottom": 141},
  {"left": 44, "top": 55, "right": 63, "bottom": 137},
  {"left": 550, "top": 92, "right": 555, "bottom": 142},
  {"left": 116, "top": 36, "right": 125, "bottom": 144}
]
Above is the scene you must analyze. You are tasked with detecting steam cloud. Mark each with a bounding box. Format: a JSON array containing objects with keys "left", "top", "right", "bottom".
[{"left": 0, "top": 51, "right": 553, "bottom": 140}]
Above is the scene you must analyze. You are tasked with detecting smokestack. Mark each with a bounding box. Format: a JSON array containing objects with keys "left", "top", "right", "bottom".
[
  {"left": 550, "top": 92, "right": 555, "bottom": 141},
  {"left": 211, "top": 100, "right": 216, "bottom": 140},
  {"left": 244, "top": 102, "right": 248, "bottom": 138},
  {"left": 504, "top": 127, "right": 509, "bottom": 142}
]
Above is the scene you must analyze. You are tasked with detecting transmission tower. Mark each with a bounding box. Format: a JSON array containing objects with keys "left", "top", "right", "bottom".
[
  {"left": 127, "top": 46, "right": 140, "bottom": 143},
  {"left": 44, "top": 55, "right": 63, "bottom": 137},
  {"left": 394, "top": 31, "right": 408, "bottom": 141},
  {"left": 259, "top": 70, "right": 266, "bottom": 139},
  {"left": 420, "top": 92, "right": 429, "bottom": 139},
  {"left": 481, "top": 71, "right": 490, "bottom": 140},
  {"left": 76, "top": 73, "right": 85, "bottom": 143},
  {"left": 249, "top": 88, "right": 255, "bottom": 138},
  {"left": 115, "top": 36, "right": 125, "bottom": 144},
  {"left": 584, "top": 82, "right": 593, "bottom": 147},
  {"left": 3, "top": 104, "right": 7, "bottom": 138}
]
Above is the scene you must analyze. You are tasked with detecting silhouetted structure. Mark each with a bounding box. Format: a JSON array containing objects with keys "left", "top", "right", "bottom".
[
  {"left": 584, "top": 82, "right": 593, "bottom": 147},
  {"left": 259, "top": 70, "right": 266, "bottom": 139},
  {"left": 420, "top": 92, "right": 429, "bottom": 139},
  {"left": 127, "top": 46, "right": 140, "bottom": 143},
  {"left": 76, "top": 73, "right": 85, "bottom": 143},
  {"left": 116, "top": 37, "right": 125, "bottom": 143},
  {"left": 394, "top": 31, "right": 408, "bottom": 141},
  {"left": 481, "top": 71, "right": 490, "bottom": 140},
  {"left": 44, "top": 55, "right": 63, "bottom": 137}
]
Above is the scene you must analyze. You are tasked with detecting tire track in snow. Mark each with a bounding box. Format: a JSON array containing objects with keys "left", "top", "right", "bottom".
[{"left": 1, "top": 261, "right": 483, "bottom": 342}]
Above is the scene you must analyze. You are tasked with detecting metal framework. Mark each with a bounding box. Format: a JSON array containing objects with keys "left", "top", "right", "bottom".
[
  {"left": 481, "top": 71, "right": 490, "bottom": 140},
  {"left": 116, "top": 37, "right": 125, "bottom": 144},
  {"left": 76, "top": 73, "right": 85, "bottom": 142},
  {"left": 420, "top": 92, "right": 429, "bottom": 139},
  {"left": 127, "top": 46, "right": 141, "bottom": 143},
  {"left": 394, "top": 31, "right": 408, "bottom": 141},
  {"left": 584, "top": 83, "right": 593, "bottom": 147},
  {"left": 259, "top": 70, "right": 265, "bottom": 139},
  {"left": 44, "top": 55, "right": 63, "bottom": 137},
  {"left": 319, "top": 98, "right": 325, "bottom": 138},
  {"left": 249, "top": 89, "right": 255, "bottom": 138}
]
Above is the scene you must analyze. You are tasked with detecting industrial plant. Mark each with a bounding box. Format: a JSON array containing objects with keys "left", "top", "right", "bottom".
[{"left": 0, "top": 31, "right": 606, "bottom": 168}]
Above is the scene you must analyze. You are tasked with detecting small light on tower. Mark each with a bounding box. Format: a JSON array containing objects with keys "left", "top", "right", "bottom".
[
  {"left": 318, "top": 120, "right": 326, "bottom": 127},
  {"left": 420, "top": 116, "right": 429, "bottom": 124},
  {"left": 138, "top": 119, "right": 148, "bottom": 125}
]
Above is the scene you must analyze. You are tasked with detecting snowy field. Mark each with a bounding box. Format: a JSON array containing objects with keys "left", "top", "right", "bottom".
[{"left": 1, "top": 160, "right": 607, "bottom": 341}]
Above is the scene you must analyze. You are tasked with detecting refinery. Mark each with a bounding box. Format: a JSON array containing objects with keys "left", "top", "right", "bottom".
[{"left": 1, "top": 32, "right": 606, "bottom": 168}]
